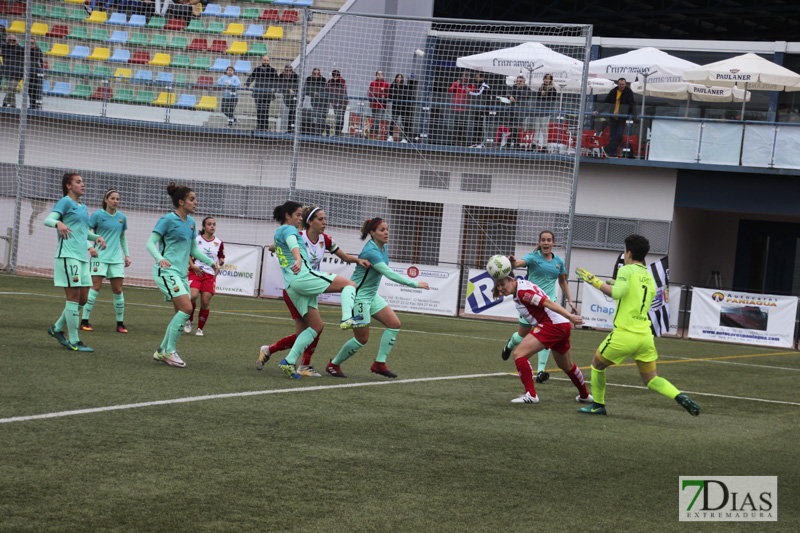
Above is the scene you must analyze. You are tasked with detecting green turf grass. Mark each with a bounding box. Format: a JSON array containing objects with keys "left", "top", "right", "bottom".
[{"left": 1, "top": 274, "right": 798, "bottom": 532}]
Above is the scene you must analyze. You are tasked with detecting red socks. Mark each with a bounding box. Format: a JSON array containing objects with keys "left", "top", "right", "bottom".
[
  {"left": 567, "top": 364, "right": 590, "bottom": 399},
  {"left": 198, "top": 309, "right": 209, "bottom": 330},
  {"left": 301, "top": 335, "right": 321, "bottom": 366},
  {"left": 270, "top": 334, "right": 297, "bottom": 355},
  {"left": 515, "top": 357, "right": 537, "bottom": 396}
]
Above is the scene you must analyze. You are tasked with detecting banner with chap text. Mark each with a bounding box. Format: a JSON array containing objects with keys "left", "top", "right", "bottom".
[
  {"left": 214, "top": 243, "right": 261, "bottom": 296},
  {"left": 581, "top": 284, "right": 682, "bottom": 335},
  {"left": 688, "top": 288, "right": 797, "bottom": 348}
]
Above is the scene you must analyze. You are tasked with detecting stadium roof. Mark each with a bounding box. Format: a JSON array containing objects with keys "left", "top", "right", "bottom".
[{"left": 434, "top": 0, "right": 797, "bottom": 42}]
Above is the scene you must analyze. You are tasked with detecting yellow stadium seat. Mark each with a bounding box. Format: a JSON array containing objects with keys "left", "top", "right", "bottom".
[
  {"left": 47, "top": 43, "right": 70, "bottom": 57},
  {"left": 114, "top": 68, "right": 132, "bottom": 81},
  {"left": 86, "top": 10, "right": 108, "bottom": 23},
  {"left": 153, "top": 92, "right": 176, "bottom": 106},
  {"left": 149, "top": 53, "right": 171, "bottom": 66},
  {"left": 7, "top": 20, "right": 26, "bottom": 34},
  {"left": 195, "top": 96, "right": 218, "bottom": 110},
  {"left": 31, "top": 23, "right": 49, "bottom": 36},
  {"left": 223, "top": 23, "right": 244, "bottom": 36},
  {"left": 88, "top": 47, "right": 110, "bottom": 61},
  {"left": 226, "top": 41, "right": 247, "bottom": 55},
  {"left": 263, "top": 26, "right": 283, "bottom": 40},
  {"left": 65, "top": 0, "right": 88, "bottom": 4}
]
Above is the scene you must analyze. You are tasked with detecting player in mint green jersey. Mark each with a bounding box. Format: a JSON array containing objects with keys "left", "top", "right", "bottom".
[
  {"left": 326, "top": 217, "right": 430, "bottom": 379},
  {"left": 505, "top": 230, "right": 577, "bottom": 383},
  {"left": 146, "top": 183, "right": 218, "bottom": 368},
  {"left": 45, "top": 173, "right": 107, "bottom": 352},
  {"left": 81, "top": 188, "right": 131, "bottom": 334},
  {"left": 575, "top": 234, "right": 700, "bottom": 416},
  {"left": 268, "top": 201, "right": 363, "bottom": 378}
]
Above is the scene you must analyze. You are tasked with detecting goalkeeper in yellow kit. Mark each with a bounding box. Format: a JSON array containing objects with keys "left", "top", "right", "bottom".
[{"left": 575, "top": 234, "right": 700, "bottom": 416}]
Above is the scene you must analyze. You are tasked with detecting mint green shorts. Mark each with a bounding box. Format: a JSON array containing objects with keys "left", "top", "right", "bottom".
[
  {"left": 153, "top": 268, "right": 190, "bottom": 302},
  {"left": 91, "top": 259, "right": 125, "bottom": 279},
  {"left": 285, "top": 270, "right": 336, "bottom": 316},
  {"left": 353, "top": 293, "right": 388, "bottom": 325},
  {"left": 54, "top": 257, "right": 91, "bottom": 288}
]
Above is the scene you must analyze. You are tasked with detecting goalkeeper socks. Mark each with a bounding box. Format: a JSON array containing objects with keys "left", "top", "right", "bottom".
[
  {"left": 65, "top": 301, "right": 80, "bottom": 343},
  {"left": 514, "top": 357, "right": 537, "bottom": 396},
  {"left": 646, "top": 376, "right": 681, "bottom": 400},
  {"left": 376, "top": 328, "right": 399, "bottom": 363},
  {"left": 165, "top": 311, "right": 190, "bottom": 353},
  {"left": 198, "top": 309, "right": 209, "bottom": 330},
  {"left": 332, "top": 338, "right": 364, "bottom": 366},
  {"left": 286, "top": 327, "right": 317, "bottom": 366},
  {"left": 537, "top": 349, "right": 551, "bottom": 373},
  {"left": 341, "top": 285, "right": 356, "bottom": 320},
  {"left": 82, "top": 289, "right": 98, "bottom": 320},
  {"left": 566, "top": 363, "right": 589, "bottom": 399},
  {"left": 301, "top": 335, "right": 321, "bottom": 366},
  {"left": 506, "top": 332, "right": 524, "bottom": 351},
  {"left": 270, "top": 334, "right": 297, "bottom": 355},
  {"left": 590, "top": 365, "right": 607, "bottom": 405},
  {"left": 113, "top": 292, "right": 125, "bottom": 322}
]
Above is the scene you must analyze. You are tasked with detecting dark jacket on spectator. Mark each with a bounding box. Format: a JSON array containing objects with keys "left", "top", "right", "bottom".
[
  {"left": 602, "top": 84, "right": 636, "bottom": 117},
  {"left": 245, "top": 64, "right": 278, "bottom": 100},
  {"left": 305, "top": 74, "right": 327, "bottom": 109},
  {"left": 1, "top": 41, "right": 24, "bottom": 79},
  {"left": 326, "top": 77, "right": 348, "bottom": 108},
  {"left": 390, "top": 80, "right": 416, "bottom": 116}
]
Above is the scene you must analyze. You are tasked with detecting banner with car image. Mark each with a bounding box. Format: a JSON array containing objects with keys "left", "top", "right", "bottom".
[{"left": 688, "top": 288, "right": 798, "bottom": 348}]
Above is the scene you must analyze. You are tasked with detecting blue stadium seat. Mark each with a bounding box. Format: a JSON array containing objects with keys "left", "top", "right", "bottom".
[
  {"left": 107, "top": 31, "right": 129, "bottom": 43},
  {"left": 155, "top": 72, "right": 174, "bottom": 84},
  {"left": 133, "top": 70, "right": 153, "bottom": 83},
  {"left": 107, "top": 12, "right": 127, "bottom": 25},
  {"left": 202, "top": 4, "right": 222, "bottom": 16},
  {"left": 127, "top": 14, "right": 146, "bottom": 27},
  {"left": 175, "top": 94, "right": 197, "bottom": 108},
  {"left": 243, "top": 24, "right": 263, "bottom": 38},
  {"left": 220, "top": 5, "right": 240, "bottom": 18},
  {"left": 0, "top": 20, "right": 8, "bottom": 29},
  {"left": 43, "top": 80, "right": 51, "bottom": 94},
  {"left": 234, "top": 60, "right": 251, "bottom": 73},
  {"left": 109, "top": 49, "right": 131, "bottom": 62},
  {"left": 67, "top": 45, "right": 90, "bottom": 59},
  {"left": 50, "top": 82, "right": 72, "bottom": 96},
  {"left": 209, "top": 58, "right": 231, "bottom": 71}
]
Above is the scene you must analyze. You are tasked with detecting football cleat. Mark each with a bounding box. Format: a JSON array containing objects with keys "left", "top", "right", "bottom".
[
  {"left": 183, "top": 319, "right": 192, "bottom": 334},
  {"left": 80, "top": 320, "right": 94, "bottom": 332},
  {"left": 326, "top": 359, "right": 347, "bottom": 378},
  {"left": 195, "top": 329, "right": 204, "bottom": 337},
  {"left": 48, "top": 325, "right": 70, "bottom": 347},
  {"left": 576, "top": 394, "right": 594, "bottom": 404},
  {"left": 340, "top": 315, "right": 368, "bottom": 330},
  {"left": 511, "top": 392, "right": 539, "bottom": 404},
  {"left": 501, "top": 337, "right": 512, "bottom": 361},
  {"left": 675, "top": 393, "right": 700, "bottom": 416},
  {"left": 578, "top": 402, "right": 607, "bottom": 415},
  {"left": 153, "top": 348, "right": 166, "bottom": 362},
  {"left": 297, "top": 365, "right": 322, "bottom": 377},
  {"left": 535, "top": 371, "right": 550, "bottom": 383},
  {"left": 370, "top": 361, "right": 397, "bottom": 378},
  {"left": 67, "top": 341, "right": 94, "bottom": 352},
  {"left": 163, "top": 351, "right": 186, "bottom": 368},
  {"left": 116, "top": 322, "right": 128, "bottom": 334},
  {"left": 256, "top": 345, "right": 271, "bottom": 370},
  {"left": 278, "top": 359, "right": 301, "bottom": 379}
]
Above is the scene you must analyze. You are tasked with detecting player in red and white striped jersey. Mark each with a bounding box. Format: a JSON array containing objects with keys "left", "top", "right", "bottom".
[
  {"left": 494, "top": 273, "right": 592, "bottom": 405},
  {"left": 185, "top": 217, "right": 225, "bottom": 336}
]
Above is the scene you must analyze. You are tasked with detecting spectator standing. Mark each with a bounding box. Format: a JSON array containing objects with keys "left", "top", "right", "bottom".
[
  {"left": 597, "top": 77, "right": 635, "bottom": 157},
  {"left": 304, "top": 68, "right": 327, "bottom": 135},
  {"left": 245, "top": 55, "right": 278, "bottom": 131},
  {"left": 469, "top": 72, "right": 491, "bottom": 148},
  {"left": 28, "top": 39, "right": 44, "bottom": 110},
  {"left": 326, "top": 69, "right": 348, "bottom": 136},
  {"left": 533, "top": 73, "right": 558, "bottom": 150},
  {"left": 448, "top": 71, "right": 475, "bottom": 146},
  {"left": 2, "top": 34, "right": 24, "bottom": 108},
  {"left": 388, "top": 74, "right": 415, "bottom": 143},
  {"left": 366, "top": 70, "right": 390, "bottom": 140},
  {"left": 278, "top": 64, "right": 299, "bottom": 133},
  {"left": 507, "top": 75, "right": 534, "bottom": 148},
  {"left": 217, "top": 66, "right": 241, "bottom": 126}
]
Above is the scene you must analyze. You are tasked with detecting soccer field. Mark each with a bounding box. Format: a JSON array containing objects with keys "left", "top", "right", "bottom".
[{"left": 1, "top": 274, "right": 797, "bottom": 532}]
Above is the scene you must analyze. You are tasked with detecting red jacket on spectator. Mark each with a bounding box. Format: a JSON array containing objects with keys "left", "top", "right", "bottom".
[
  {"left": 449, "top": 79, "right": 475, "bottom": 112},
  {"left": 368, "top": 78, "right": 390, "bottom": 110}
]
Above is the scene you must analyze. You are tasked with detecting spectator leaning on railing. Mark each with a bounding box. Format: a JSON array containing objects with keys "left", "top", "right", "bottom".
[
  {"left": 326, "top": 69, "right": 348, "bottom": 137},
  {"left": 469, "top": 72, "right": 491, "bottom": 148},
  {"left": 507, "top": 75, "right": 534, "bottom": 148},
  {"left": 245, "top": 55, "right": 278, "bottom": 131},
  {"left": 595, "top": 77, "right": 636, "bottom": 158},
  {"left": 389, "top": 73, "right": 416, "bottom": 143},
  {"left": 304, "top": 68, "right": 327, "bottom": 135},
  {"left": 277, "top": 64, "right": 299, "bottom": 133}
]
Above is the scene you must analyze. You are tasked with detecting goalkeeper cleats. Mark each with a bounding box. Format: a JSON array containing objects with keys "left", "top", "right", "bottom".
[
  {"left": 535, "top": 370, "right": 550, "bottom": 383},
  {"left": 578, "top": 402, "right": 607, "bottom": 415},
  {"left": 370, "top": 361, "right": 397, "bottom": 378},
  {"left": 676, "top": 393, "right": 700, "bottom": 416},
  {"left": 278, "top": 359, "right": 301, "bottom": 379},
  {"left": 511, "top": 392, "right": 539, "bottom": 404},
  {"left": 48, "top": 325, "right": 70, "bottom": 347}
]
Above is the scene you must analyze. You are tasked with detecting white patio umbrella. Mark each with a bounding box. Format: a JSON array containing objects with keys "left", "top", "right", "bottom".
[
  {"left": 681, "top": 53, "right": 800, "bottom": 118},
  {"left": 457, "top": 42, "right": 584, "bottom": 86},
  {"left": 630, "top": 80, "right": 751, "bottom": 116}
]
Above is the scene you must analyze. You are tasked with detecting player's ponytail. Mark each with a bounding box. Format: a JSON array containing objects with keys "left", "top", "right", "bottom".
[
  {"left": 273, "top": 201, "right": 303, "bottom": 223},
  {"left": 360, "top": 217, "right": 384, "bottom": 240},
  {"left": 167, "top": 182, "right": 194, "bottom": 208}
]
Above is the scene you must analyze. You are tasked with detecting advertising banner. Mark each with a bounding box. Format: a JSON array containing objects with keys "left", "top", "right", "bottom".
[
  {"left": 215, "top": 243, "right": 260, "bottom": 296},
  {"left": 688, "top": 288, "right": 798, "bottom": 348},
  {"left": 581, "top": 285, "right": 682, "bottom": 335},
  {"left": 463, "top": 269, "right": 534, "bottom": 320}
]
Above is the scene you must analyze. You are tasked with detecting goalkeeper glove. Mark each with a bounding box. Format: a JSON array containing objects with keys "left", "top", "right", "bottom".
[{"left": 575, "top": 268, "right": 604, "bottom": 289}]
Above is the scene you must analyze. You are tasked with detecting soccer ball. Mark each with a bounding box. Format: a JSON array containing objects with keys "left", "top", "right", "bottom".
[{"left": 486, "top": 255, "right": 512, "bottom": 280}]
